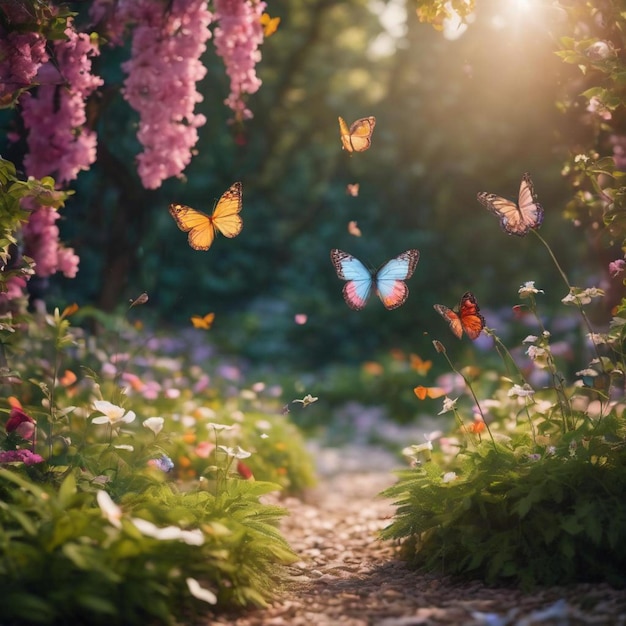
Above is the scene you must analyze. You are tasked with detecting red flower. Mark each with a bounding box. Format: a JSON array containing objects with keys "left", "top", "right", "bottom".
[
  {"left": 237, "top": 460, "right": 254, "bottom": 480},
  {"left": 6, "top": 405, "right": 36, "bottom": 440}
]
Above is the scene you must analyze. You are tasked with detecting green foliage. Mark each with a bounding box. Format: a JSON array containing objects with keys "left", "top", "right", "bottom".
[
  {"left": 0, "top": 305, "right": 315, "bottom": 623},
  {"left": 0, "top": 157, "right": 69, "bottom": 293},
  {"left": 382, "top": 431, "right": 626, "bottom": 587},
  {"left": 0, "top": 469, "right": 296, "bottom": 624},
  {"left": 382, "top": 247, "right": 626, "bottom": 586}
]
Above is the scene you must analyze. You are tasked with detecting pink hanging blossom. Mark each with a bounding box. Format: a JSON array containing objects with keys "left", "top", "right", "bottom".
[
  {"left": 119, "top": 0, "right": 212, "bottom": 189},
  {"left": 21, "top": 201, "right": 79, "bottom": 279},
  {"left": 213, "top": 0, "right": 265, "bottom": 120},
  {"left": 0, "top": 31, "right": 48, "bottom": 103},
  {"left": 21, "top": 23, "right": 103, "bottom": 185}
]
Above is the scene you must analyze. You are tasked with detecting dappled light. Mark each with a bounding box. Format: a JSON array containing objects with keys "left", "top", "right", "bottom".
[{"left": 1, "top": 0, "right": 626, "bottom": 624}]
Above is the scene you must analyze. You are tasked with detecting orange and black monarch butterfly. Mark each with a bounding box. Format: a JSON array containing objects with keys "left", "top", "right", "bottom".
[
  {"left": 434, "top": 292, "right": 485, "bottom": 340},
  {"left": 477, "top": 173, "right": 543, "bottom": 237},
  {"left": 338, "top": 116, "right": 376, "bottom": 153},
  {"left": 169, "top": 182, "right": 242, "bottom": 251}
]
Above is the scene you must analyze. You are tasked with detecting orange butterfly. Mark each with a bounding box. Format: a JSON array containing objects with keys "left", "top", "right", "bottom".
[
  {"left": 169, "top": 182, "right": 242, "bottom": 251},
  {"left": 191, "top": 312, "right": 215, "bottom": 330},
  {"left": 410, "top": 353, "right": 432, "bottom": 375},
  {"left": 338, "top": 116, "right": 376, "bottom": 153},
  {"left": 414, "top": 386, "right": 446, "bottom": 400},
  {"left": 434, "top": 292, "right": 485, "bottom": 340},
  {"left": 260, "top": 12, "right": 280, "bottom": 37}
]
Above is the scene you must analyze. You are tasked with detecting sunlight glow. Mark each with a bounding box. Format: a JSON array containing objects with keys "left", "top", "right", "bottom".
[{"left": 368, "top": 0, "right": 407, "bottom": 58}]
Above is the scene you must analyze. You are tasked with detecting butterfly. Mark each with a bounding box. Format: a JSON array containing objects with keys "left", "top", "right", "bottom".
[
  {"left": 169, "top": 182, "right": 243, "bottom": 250},
  {"left": 338, "top": 116, "right": 376, "bottom": 153},
  {"left": 347, "top": 220, "right": 362, "bottom": 237},
  {"left": 414, "top": 386, "right": 447, "bottom": 400},
  {"left": 330, "top": 249, "right": 420, "bottom": 310},
  {"left": 434, "top": 292, "right": 485, "bottom": 340},
  {"left": 346, "top": 183, "right": 360, "bottom": 197},
  {"left": 477, "top": 173, "right": 543, "bottom": 236},
  {"left": 191, "top": 312, "right": 215, "bottom": 330},
  {"left": 260, "top": 12, "right": 280, "bottom": 37},
  {"left": 410, "top": 353, "right": 433, "bottom": 376}
]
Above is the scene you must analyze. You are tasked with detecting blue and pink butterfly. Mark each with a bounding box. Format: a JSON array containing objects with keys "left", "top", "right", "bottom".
[{"left": 330, "top": 249, "right": 420, "bottom": 310}]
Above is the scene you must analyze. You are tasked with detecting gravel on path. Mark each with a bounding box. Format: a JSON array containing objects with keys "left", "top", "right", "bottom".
[{"left": 206, "top": 446, "right": 626, "bottom": 626}]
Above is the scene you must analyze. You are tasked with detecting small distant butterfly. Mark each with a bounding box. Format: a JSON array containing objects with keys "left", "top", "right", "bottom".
[
  {"left": 434, "top": 292, "right": 485, "bottom": 340},
  {"left": 346, "top": 183, "right": 360, "bottom": 197},
  {"left": 410, "top": 353, "right": 433, "bottom": 376},
  {"left": 169, "top": 182, "right": 242, "bottom": 250},
  {"left": 477, "top": 173, "right": 543, "bottom": 236},
  {"left": 338, "top": 116, "right": 376, "bottom": 153},
  {"left": 330, "top": 249, "right": 420, "bottom": 310},
  {"left": 347, "top": 220, "right": 362, "bottom": 237},
  {"left": 191, "top": 312, "right": 215, "bottom": 330},
  {"left": 414, "top": 386, "right": 447, "bottom": 400},
  {"left": 260, "top": 12, "right": 280, "bottom": 37},
  {"left": 129, "top": 292, "right": 148, "bottom": 308}
]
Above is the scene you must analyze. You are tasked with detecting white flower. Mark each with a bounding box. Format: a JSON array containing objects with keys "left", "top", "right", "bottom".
[
  {"left": 207, "top": 422, "right": 234, "bottom": 432},
  {"left": 92, "top": 400, "right": 136, "bottom": 425},
  {"left": 508, "top": 383, "right": 535, "bottom": 398},
  {"left": 526, "top": 345, "right": 547, "bottom": 361},
  {"left": 574, "top": 153, "right": 590, "bottom": 163},
  {"left": 293, "top": 394, "right": 318, "bottom": 407},
  {"left": 131, "top": 518, "right": 204, "bottom": 546},
  {"left": 522, "top": 335, "right": 539, "bottom": 344},
  {"left": 402, "top": 440, "right": 433, "bottom": 457},
  {"left": 240, "top": 389, "right": 256, "bottom": 400},
  {"left": 442, "top": 472, "right": 457, "bottom": 483},
  {"left": 218, "top": 445, "right": 252, "bottom": 460},
  {"left": 143, "top": 417, "right": 164, "bottom": 435},
  {"left": 561, "top": 287, "right": 604, "bottom": 306},
  {"left": 97, "top": 490, "right": 122, "bottom": 528},
  {"left": 587, "top": 332, "right": 610, "bottom": 345},
  {"left": 438, "top": 396, "right": 458, "bottom": 415},
  {"left": 518, "top": 281, "right": 544, "bottom": 298},
  {"left": 186, "top": 578, "right": 217, "bottom": 605}
]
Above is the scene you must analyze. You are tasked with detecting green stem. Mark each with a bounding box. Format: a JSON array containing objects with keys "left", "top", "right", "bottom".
[
  {"left": 531, "top": 229, "right": 603, "bottom": 364},
  {"left": 438, "top": 346, "right": 498, "bottom": 453}
]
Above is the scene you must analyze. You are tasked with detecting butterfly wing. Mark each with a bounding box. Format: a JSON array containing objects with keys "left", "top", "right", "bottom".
[
  {"left": 330, "top": 249, "right": 373, "bottom": 310},
  {"left": 338, "top": 116, "right": 376, "bottom": 153},
  {"left": 212, "top": 181, "right": 243, "bottom": 238},
  {"left": 374, "top": 249, "right": 420, "bottom": 310},
  {"left": 517, "top": 172, "right": 544, "bottom": 231},
  {"left": 457, "top": 291, "right": 485, "bottom": 340},
  {"left": 434, "top": 304, "right": 464, "bottom": 339},
  {"left": 191, "top": 312, "right": 215, "bottom": 329},
  {"left": 169, "top": 203, "right": 216, "bottom": 250},
  {"left": 477, "top": 173, "right": 543, "bottom": 236}
]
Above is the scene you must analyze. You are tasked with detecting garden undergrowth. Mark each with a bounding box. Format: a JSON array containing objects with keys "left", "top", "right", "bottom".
[{"left": 0, "top": 293, "right": 315, "bottom": 624}]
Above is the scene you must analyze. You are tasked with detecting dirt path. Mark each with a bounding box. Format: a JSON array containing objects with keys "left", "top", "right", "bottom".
[{"left": 208, "top": 446, "right": 626, "bottom": 626}]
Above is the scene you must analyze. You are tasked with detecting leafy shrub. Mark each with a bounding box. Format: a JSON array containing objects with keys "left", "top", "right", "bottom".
[
  {"left": 0, "top": 303, "right": 315, "bottom": 623},
  {"left": 382, "top": 236, "right": 626, "bottom": 586}
]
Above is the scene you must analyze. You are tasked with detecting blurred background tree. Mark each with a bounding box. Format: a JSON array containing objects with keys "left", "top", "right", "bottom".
[{"left": 2, "top": 0, "right": 619, "bottom": 374}]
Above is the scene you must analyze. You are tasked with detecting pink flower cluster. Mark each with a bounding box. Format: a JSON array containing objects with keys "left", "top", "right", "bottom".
[
  {"left": 118, "top": 0, "right": 212, "bottom": 189},
  {"left": 213, "top": 0, "right": 265, "bottom": 120},
  {"left": 0, "top": 31, "right": 48, "bottom": 102},
  {"left": 22, "top": 200, "right": 79, "bottom": 279},
  {"left": 21, "top": 24, "right": 103, "bottom": 185},
  {"left": 0, "top": 450, "right": 44, "bottom": 465}
]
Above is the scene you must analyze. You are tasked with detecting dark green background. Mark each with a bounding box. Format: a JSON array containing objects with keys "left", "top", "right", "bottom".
[{"left": 2, "top": 1, "right": 597, "bottom": 370}]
